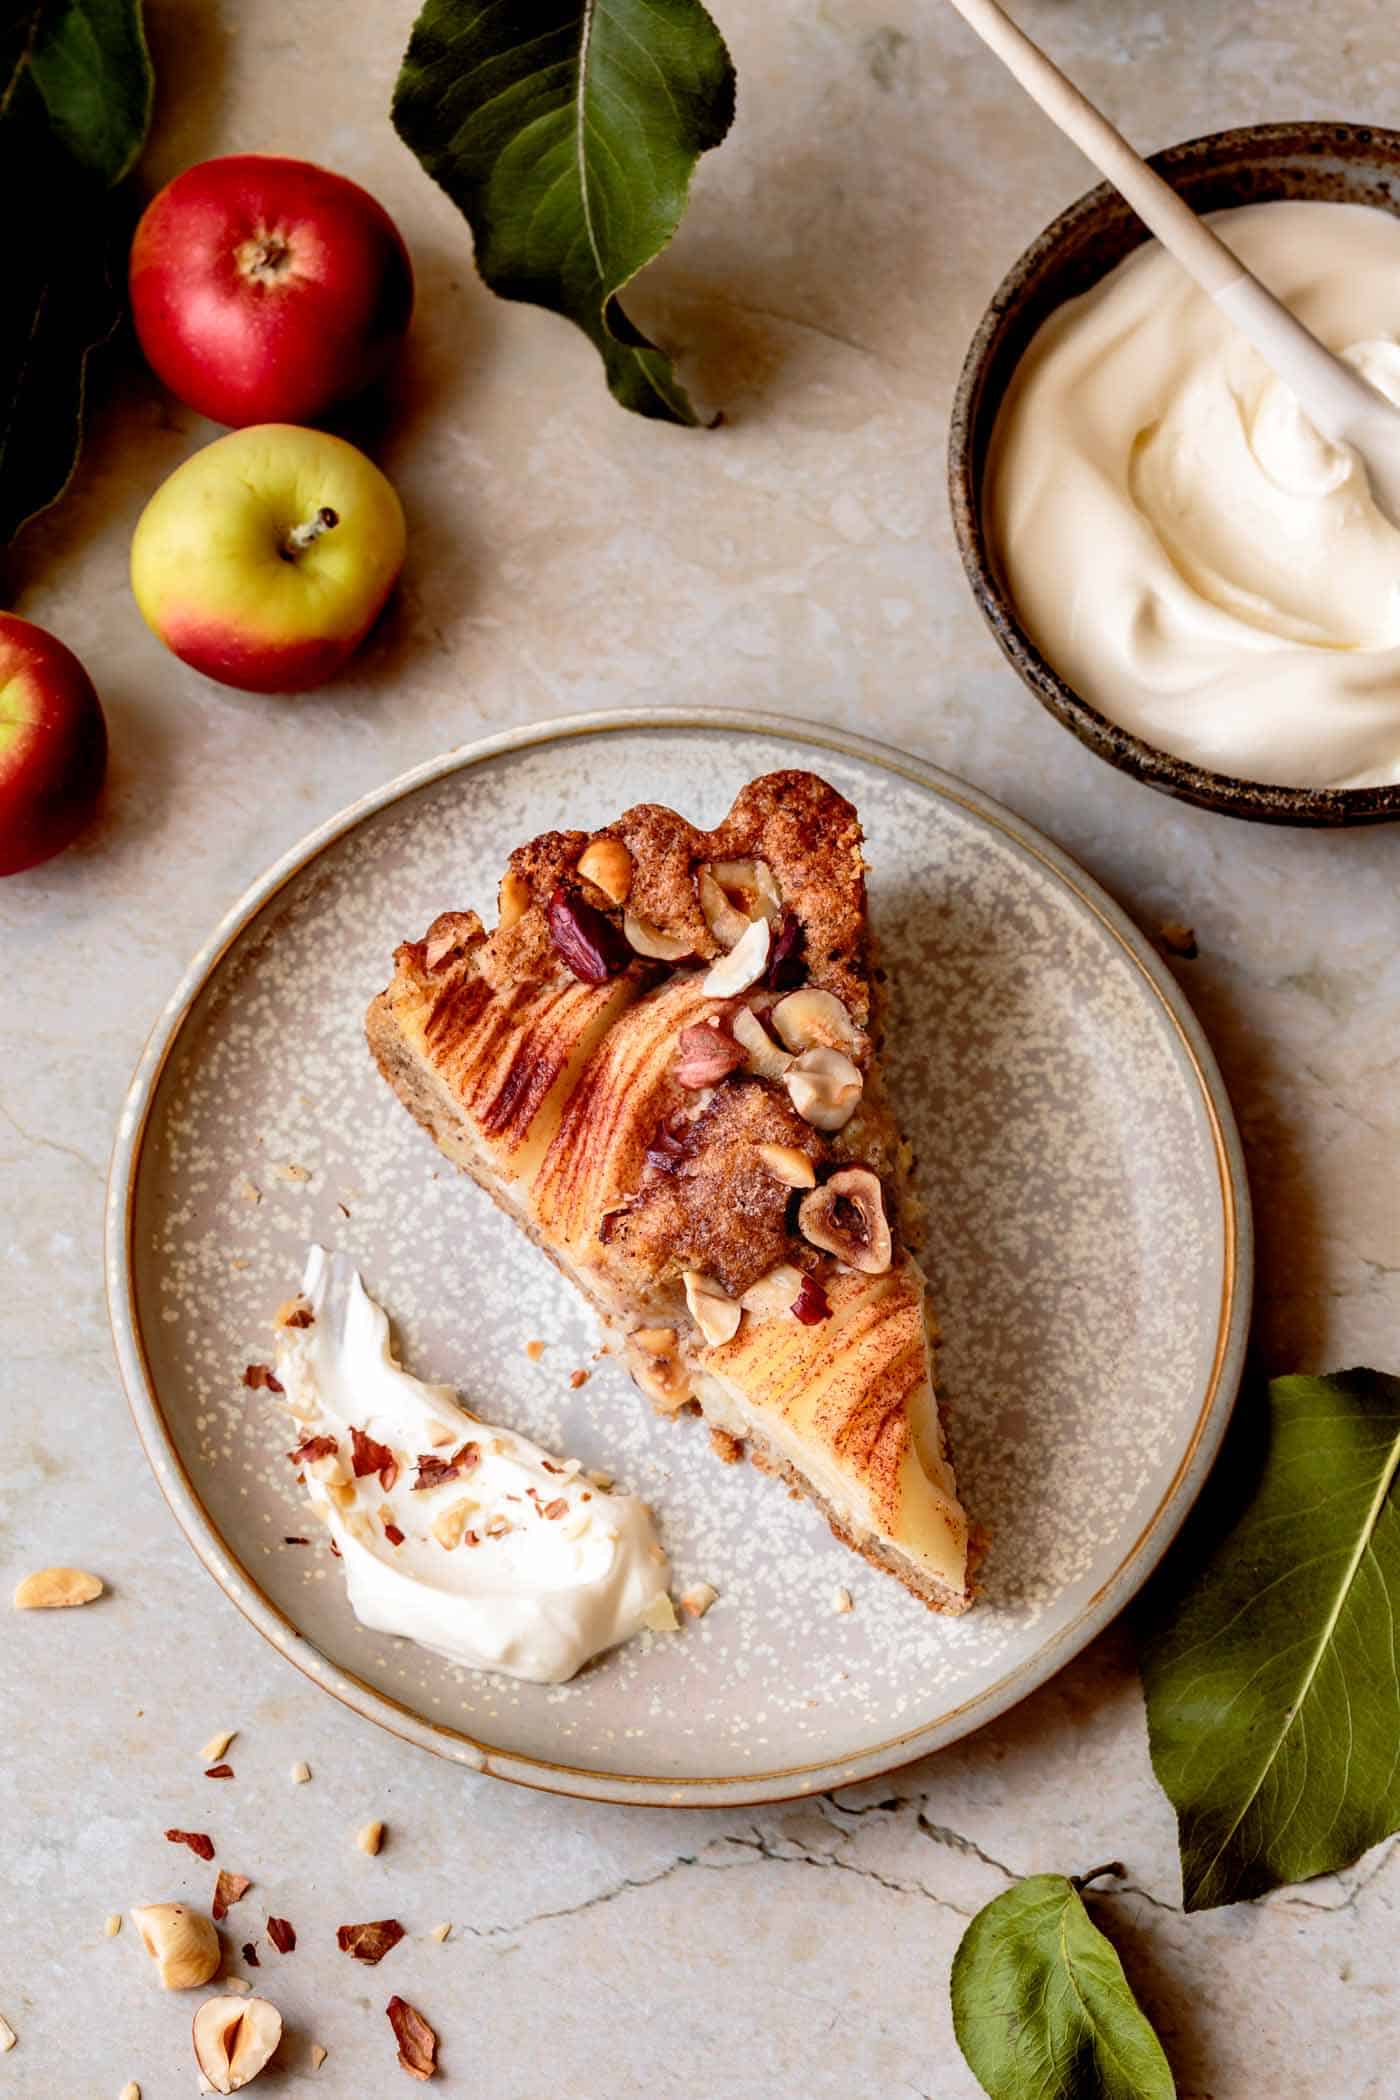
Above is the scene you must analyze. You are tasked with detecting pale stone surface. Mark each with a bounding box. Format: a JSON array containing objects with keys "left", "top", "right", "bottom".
[{"left": 3, "top": 0, "right": 1399, "bottom": 2094}]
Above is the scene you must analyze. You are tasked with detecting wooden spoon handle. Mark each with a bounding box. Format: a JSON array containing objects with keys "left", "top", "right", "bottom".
[{"left": 943, "top": 0, "right": 1245, "bottom": 295}]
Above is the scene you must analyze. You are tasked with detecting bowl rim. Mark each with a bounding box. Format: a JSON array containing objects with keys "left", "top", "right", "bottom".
[
  {"left": 949, "top": 118, "right": 1400, "bottom": 827},
  {"left": 103, "top": 705, "right": 1253, "bottom": 1806}
]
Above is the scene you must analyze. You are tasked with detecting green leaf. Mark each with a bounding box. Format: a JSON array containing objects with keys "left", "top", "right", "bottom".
[
  {"left": 27, "top": 0, "right": 154, "bottom": 186},
  {"left": 1139, "top": 1368, "right": 1400, "bottom": 1912},
  {"left": 951, "top": 1873, "right": 1176, "bottom": 2100},
  {"left": 392, "top": 0, "right": 735, "bottom": 424},
  {"left": 0, "top": 0, "right": 151, "bottom": 548}
]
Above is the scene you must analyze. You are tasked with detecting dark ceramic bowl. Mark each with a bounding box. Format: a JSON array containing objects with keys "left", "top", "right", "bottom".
[{"left": 950, "top": 121, "right": 1400, "bottom": 827}]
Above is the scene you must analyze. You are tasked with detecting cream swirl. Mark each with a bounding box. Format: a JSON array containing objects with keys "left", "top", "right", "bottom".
[
  {"left": 276, "top": 1247, "right": 670, "bottom": 1684},
  {"left": 988, "top": 200, "right": 1400, "bottom": 788}
]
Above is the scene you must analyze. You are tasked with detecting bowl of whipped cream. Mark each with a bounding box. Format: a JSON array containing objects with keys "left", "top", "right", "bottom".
[{"left": 950, "top": 121, "right": 1400, "bottom": 824}]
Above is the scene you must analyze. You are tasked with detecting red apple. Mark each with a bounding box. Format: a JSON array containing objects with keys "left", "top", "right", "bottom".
[
  {"left": 129, "top": 154, "right": 414, "bottom": 427},
  {"left": 0, "top": 615, "right": 107, "bottom": 877}
]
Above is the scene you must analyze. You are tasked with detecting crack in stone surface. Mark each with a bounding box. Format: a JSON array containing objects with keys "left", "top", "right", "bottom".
[
  {"left": 820, "top": 1790, "right": 1020, "bottom": 1885},
  {"left": 915, "top": 1811, "right": 1020, "bottom": 1885},
  {"left": 459, "top": 1816, "right": 985, "bottom": 1942},
  {"left": 1276, "top": 1836, "right": 1399, "bottom": 1915},
  {"left": 454, "top": 1799, "right": 1194, "bottom": 1948},
  {"left": 0, "top": 1096, "right": 104, "bottom": 1179},
  {"left": 459, "top": 1851, "right": 704, "bottom": 1941},
  {"left": 726, "top": 1826, "right": 976, "bottom": 1917}
]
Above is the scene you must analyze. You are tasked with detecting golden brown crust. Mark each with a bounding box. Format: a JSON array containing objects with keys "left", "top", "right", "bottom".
[{"left": 435, "top": 771, "right": 872, "bottom": 1019}]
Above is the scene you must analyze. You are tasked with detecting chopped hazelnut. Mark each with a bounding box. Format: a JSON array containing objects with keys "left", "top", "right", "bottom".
[
  {"left": 12, "top": 1565, "right": 103, "bottom": 1609},
  {"left": 577, "top": 835, "right": 634, "bottom": 905},
  {"left": 755, "top": 1141, "right": 816, "bottom": 1188}
]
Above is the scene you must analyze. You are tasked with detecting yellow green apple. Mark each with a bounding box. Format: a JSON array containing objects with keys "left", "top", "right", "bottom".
[
  {"left": 130, "top": 424, "right": 406, "bottom": 693},
  {"left": 0, "top": 613, "right": 107, "bottom": 877}
]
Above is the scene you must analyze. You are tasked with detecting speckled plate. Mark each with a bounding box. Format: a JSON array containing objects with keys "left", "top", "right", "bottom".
[{"left": 105, "top": 710, "right": 1251, "bottom": 1806}]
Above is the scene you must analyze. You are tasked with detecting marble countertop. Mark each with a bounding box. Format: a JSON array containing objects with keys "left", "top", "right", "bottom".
[{"left": 4, "top": 0, "right": 1398, "bottom": 2093}]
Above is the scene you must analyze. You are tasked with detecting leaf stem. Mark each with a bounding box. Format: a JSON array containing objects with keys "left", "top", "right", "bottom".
[{"left": 1069, "top": 1861, "right": 1126, "bottom": 1892}]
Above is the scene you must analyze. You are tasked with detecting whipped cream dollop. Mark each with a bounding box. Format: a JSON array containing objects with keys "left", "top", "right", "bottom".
[
  {"left": 275, "top": 1247, "right": 670, "bottom": 1683},
  {"left": 987, "top": 199, "right": 1400, "bottom": 789}
]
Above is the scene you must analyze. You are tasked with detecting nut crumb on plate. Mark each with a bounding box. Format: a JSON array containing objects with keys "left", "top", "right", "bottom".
[
  {"left": 642, "top": 1594, "right": 679, "bottom": 1633},
  {"left": 356, "top": 1818, "right": 386, "bottom": 1856},
  {"left": 0, "top": 2012, "right": 14, "bottom": 2050},
  {"left": 201, "top": 1728, "right": 237, "bottom": 1763},
  {"left": 524, "top": 1338, "right": 545, "bottom": 1360},
  {"left": 310, "top": 2042, "right": 328, "bottom": 2069},
  {"left": 430, "top": 1922, "right": 451, "bottom": 1942},
  {"left": 680, "top": 1582, "right": 718, "bottom": 1619},
  {"left": 833, "top": 1586, "right": 854, "bottom": 1614},
  {"left": 1158, "top": 919, "right": 1198, "bottom": 959},
  {"left": 104, "top": 1912, "right": 122, "bottom": 1937},
  {"left": 13, "top": 1565, "right": 103, "bottom": 1609},
  {"left": 291, "top": 1760, "right": 311, "bottom": 1783}
]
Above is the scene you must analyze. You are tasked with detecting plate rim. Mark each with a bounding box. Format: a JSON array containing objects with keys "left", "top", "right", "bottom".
[{"left": 104, "top": 705, "right": 1253, "bottom": 1807}]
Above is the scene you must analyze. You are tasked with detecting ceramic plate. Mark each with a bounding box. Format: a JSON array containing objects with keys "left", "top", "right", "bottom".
[{"left": 106, "top": 711, "right": 1251, "bottom": 1806}]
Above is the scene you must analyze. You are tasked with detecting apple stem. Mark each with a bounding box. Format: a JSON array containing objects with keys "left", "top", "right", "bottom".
[{"left": 282, "top": 507, "right": 340, "bottom": 560}]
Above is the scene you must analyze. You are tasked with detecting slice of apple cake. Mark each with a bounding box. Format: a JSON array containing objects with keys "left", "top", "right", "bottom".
[{"left": 366, "top": 771, "right": 972, "bottom": 1612}]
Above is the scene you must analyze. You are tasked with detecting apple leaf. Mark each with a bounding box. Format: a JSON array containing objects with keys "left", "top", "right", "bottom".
[
  {"left": 392, "top": 0, "right": 735, "bottom": 425},
  {"left": 26, "top": 0, "right": 154, "bottom": 187},
  {"left": 0, "top": 0, "right": 152, "bottom": 549},
  {"left": 950, "top": 1872, "right": 1176, "bottom": 2100},
  {"left": 1139, "top": 1368, "right": 1400, "bottom": 1912}
]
